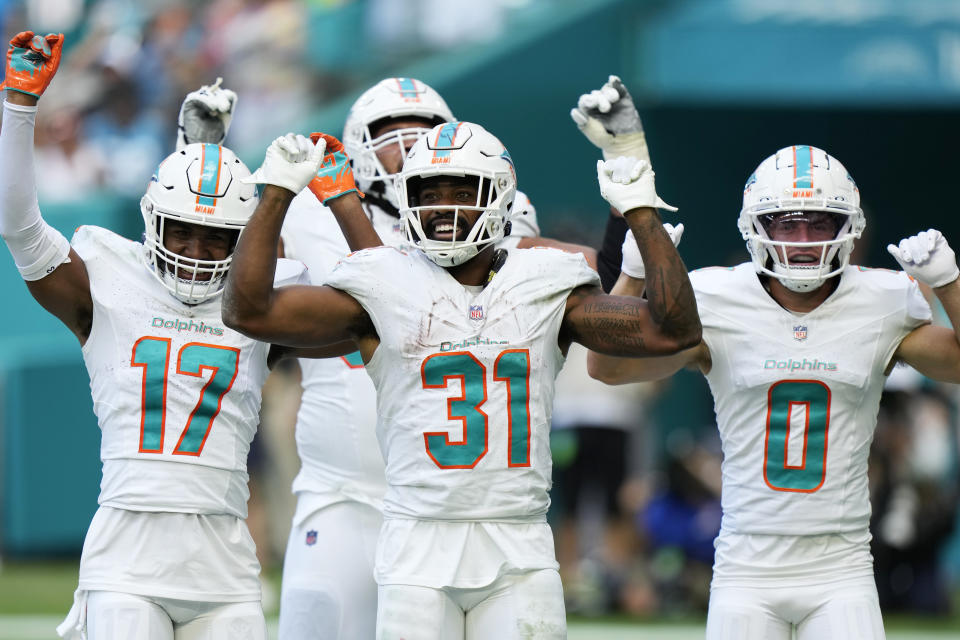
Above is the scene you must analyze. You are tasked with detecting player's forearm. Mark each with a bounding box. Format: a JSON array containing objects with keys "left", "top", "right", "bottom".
[
  {"left": 5, "top": 90, "right": 37, "bottom": 107},
  {"left": 933, "top": 277, "right": 960, "bottom": 344},
  {"left": 610, "top": 271, "right": 645, "bottom": 298},
  {"left": 0, "top": 99, "right": 41, "bottom": 231},
  {"left": 0, "top": 100, "right": 73, "bottom": 283},
  {"left": 326, "top": 192, "right": 382, "bottom": 251},
  {"left": 624, "top": 208, "right": 700, "bottom": 347},
  {"left": 587, "top": 346, "right": 691, "bottom": 384},
  {"left": 222, "top": 185, "right": 292, "bottom": 331}
]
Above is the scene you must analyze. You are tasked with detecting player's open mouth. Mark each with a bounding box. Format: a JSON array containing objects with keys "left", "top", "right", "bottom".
[
  {"left": 165, "top": 264, "right": 212, "bottom": 281},
  {"left": 427, "top": 216, "right": 463, "bottom": 241},
  {"left": 178, "top": 270, "right": 213, "bottom": 281},
  {"left": 784, "top": 252, "right": 819, "bottom": 265}
]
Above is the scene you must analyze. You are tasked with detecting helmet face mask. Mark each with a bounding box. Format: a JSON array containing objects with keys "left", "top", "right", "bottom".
[
  {"left": 343, "top": 78, "right": 455, "bottom": 209},
  {"left": 399, "top": 122, "right": 516, "bottom": 267},
  {"left": 738, "top": 145, "right": 865, "bottom": 293},
  {"left": 140, "top": 143, "right": 257, "bottom": 305}
]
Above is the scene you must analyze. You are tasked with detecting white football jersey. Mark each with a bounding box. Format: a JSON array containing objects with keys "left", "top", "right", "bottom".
[
  {"left": 694, "top": 263, "right": 931, "bottom": 535},
  {"left": 279, "top": 190, "right": 540, "bottom": 517},
  {"left": 325, "top": 245, "right": 598, "bottom": 521},
  {"left": 73, "top": 226, "right": 305, "bottom": 519}
]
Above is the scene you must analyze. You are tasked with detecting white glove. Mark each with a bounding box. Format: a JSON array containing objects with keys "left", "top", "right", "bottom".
[
  {"left": 887, "top": 229, "right": 960, "bottom": 288},
  {"left": 597, "top": 156, "right": 676, "bottom": 214},
  {"left": 571, "top": 75, "right": 651, "bottom": 162},
  {"left": 176, "top": 77, "right": 238, "bottom": 150},
  {"left": 621, "top": 223, "right": 684, "bottom": 280},
  {"left": 243, "top": 133, "right": 325, "bottom": 194}
]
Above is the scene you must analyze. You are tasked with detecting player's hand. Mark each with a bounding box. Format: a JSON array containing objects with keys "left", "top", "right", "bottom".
[
  {"left": 887, "top": 229, "right": 960, "bottom": 288},
  {"left": 243, "top": 133, "right": 325, "bottom": 194},
  {"left": 2, "top": 31, "right": 63, "bottom": 98},
  {"left": 307, "top": 132, "right": 365, "bottom": 204},
  {"left": 622, "top": 223, "right": 683, "bottom": 280},
  {"left": 176, "top": 77, "right": 237, "bottom": 150},
  {"left": 597, "top": 155, "right": 676, "bottom": 214},
  {"left": 570, "top": 75, "right": 651, "bottom": 162}
]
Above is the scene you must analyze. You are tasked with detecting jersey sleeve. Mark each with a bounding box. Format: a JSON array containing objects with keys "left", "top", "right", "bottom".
[
  {"left": 274, "top": 257, "right": 309, "bottom": 286},
  {"left": 559, "top": 248, "right": 600, "bottom": 291},
  {"left": 515, "top": 246, "right": 599, "bottom": 300},
  {"left": 323, "top": 246, "right": 409, "bottom": 330},
  {"left": 857, "top": 270, "right": 931, "bottom": 373},
  {"left": 904, "top": 276, "right": 933, "bottom": 328},
  {"left": 71, "top": 225, "right": 142, "bottom": 270}
]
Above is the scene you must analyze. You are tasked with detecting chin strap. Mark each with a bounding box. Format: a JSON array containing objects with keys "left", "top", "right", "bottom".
[
  {"left": 363, "top": 182, "right": 400, "bottom": 218},
  {"left": 485, "top": 249, "right": 508, "bottom": 288}
]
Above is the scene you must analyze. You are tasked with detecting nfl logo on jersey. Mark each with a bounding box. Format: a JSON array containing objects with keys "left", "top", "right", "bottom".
[
  {"left": 305, "top": 530, "right": 318, "bottom": 546},
  {"left": 469, "top": 304, "right": 484, "bottom": 322},
  {"left": 793, "top": 325, "right": 808, "bottom": 341}
]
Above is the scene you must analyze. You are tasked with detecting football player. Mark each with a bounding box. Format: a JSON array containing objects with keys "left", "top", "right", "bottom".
[
  {"left": 221, "top": 117, "right": 701, "bottom": 639},
  {"left": 273, "top": 78, "right": 595, "bottom": 639},
  {"left": 0, "top": 31, "right": 358, "bottom": 640},
  {"left": 579, "top": 77, "right": 960, "bottom": 640}
]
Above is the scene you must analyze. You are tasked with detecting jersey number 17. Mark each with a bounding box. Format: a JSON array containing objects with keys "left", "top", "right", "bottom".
[{"left": 131, "top": 337, "right": 240, "bottom": 456}]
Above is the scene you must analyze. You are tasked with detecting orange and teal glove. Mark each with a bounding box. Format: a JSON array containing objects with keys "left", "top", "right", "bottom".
[
  {"left": 2, "top": 31, "right": 63, "bottom": 98},
  {"left": 308, "top": 132, "right": 365, "bottom": 204}
]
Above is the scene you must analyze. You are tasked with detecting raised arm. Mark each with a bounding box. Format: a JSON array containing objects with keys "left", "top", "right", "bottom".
[
  {"left": 175, "top": 77, "right": 237, "bottom": 150},
  {"left": 569, "top": 74, "right": 705, "bottom": 383},
  {"left": 889, "top": 230, "right": 960, "bottom": 382},
  {"left": 221, "top": 134, "right": 373, "bottom": 350},
  {"left": 0, "top": 32, "right": 93, "bottom": 342},
  {"left": 307, "top": 132, "right": 382, "bottom": 252},
  {"left": 562, "top": 202, "right": 701, "bottom": 359},
  {"left": 583, "top": 212, "right": 707, "bottom": 383}
]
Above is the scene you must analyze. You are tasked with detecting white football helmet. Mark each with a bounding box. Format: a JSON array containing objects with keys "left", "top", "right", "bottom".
[
  {"left": 398, "top": 121, "right": 517, "bottom": 267},
  {"left": 140, "top": 143, "right": 258, "bottom": 304},
  {"left": 738, "top": 145, "right": 865, "bottom": 292},
  {"left": 342, "top": 77, "right": 454, "bottom": 209}
]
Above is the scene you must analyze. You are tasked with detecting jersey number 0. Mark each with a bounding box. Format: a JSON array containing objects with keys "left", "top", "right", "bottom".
[
  {"left": 131, "top": 337, "right": 240, "bottom": 456},
  {"left": 763, "top": 379, "right": 831, "bottom": 493}
]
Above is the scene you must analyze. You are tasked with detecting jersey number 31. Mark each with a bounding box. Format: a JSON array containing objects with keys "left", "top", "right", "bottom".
[{"left": 421, "top": 349, "right": 531, "bottom": 470}]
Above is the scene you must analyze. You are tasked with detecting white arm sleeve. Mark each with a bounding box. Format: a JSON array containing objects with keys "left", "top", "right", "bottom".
[{"left": 0, "top": 100, "right": 70, "bottom": 281}]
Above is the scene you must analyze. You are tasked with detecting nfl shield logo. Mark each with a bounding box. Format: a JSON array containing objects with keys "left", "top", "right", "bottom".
[
  {"left": 469, "top": 304, "right": 484, "bottom": 321},
  {"left": 305, "top": 530, "right": 318, "bottom": 546},
  {"left": 793, "top": 325, "right": 808, "bottom": 342}
]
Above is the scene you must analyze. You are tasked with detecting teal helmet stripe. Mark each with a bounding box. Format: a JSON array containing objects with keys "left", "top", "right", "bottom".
[
  {"left": 396, "top": 77, "right": 419, "bottom": 99},
  {"left": 432, "top": 121, "right": 462, "bottom": 161},
  {"left": 794, "top": 145, "right": 813, "bottom": 189},
  {"left": 196, "top": 143, "right": 222, "bottom": 207}
]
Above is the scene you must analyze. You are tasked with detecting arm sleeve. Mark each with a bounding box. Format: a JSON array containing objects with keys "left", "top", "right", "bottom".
[
  {"left": 0, "top": 100, "right": 70, "bottom": 280},
  {"left": 597, "top": 211, "right": 627, "bottom": 293}
]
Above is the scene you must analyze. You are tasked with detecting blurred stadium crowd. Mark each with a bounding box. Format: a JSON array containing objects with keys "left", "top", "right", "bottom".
[
  {"left": 16, "top": 0, "right": 526, "bottom": 204},
  {"left": 2, "top": 0, "right": 959, "bottom": 623}
]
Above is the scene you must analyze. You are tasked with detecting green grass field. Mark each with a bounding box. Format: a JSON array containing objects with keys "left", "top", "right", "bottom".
[{"left": 2, "top": 560, "right": 957, "bottom": 640}]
